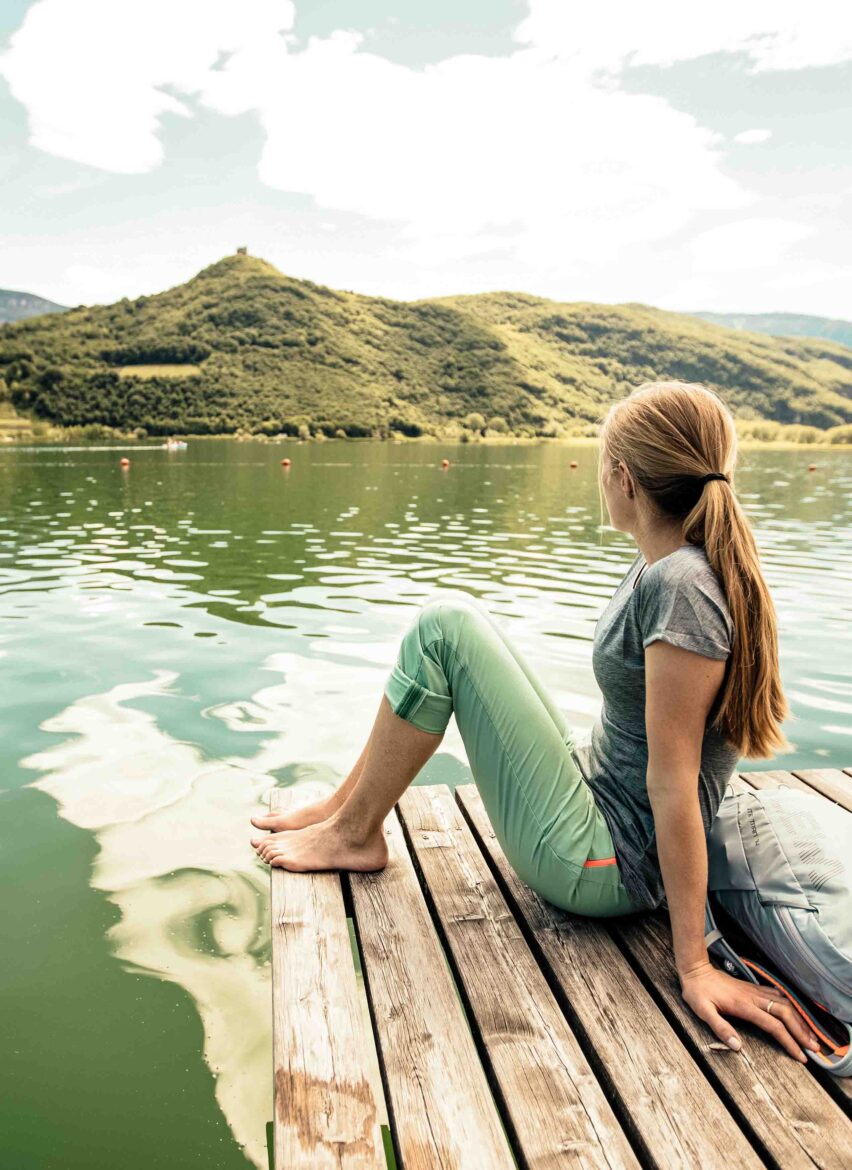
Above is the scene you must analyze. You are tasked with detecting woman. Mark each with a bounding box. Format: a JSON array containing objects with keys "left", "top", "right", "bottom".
[{"left": 250, "top": 380, "right": 820, "bottom": 1063}]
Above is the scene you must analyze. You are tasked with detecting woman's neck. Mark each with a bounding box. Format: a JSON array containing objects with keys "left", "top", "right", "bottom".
[{"left": 635, "top": 524, "right": 688, "bottom": 567}]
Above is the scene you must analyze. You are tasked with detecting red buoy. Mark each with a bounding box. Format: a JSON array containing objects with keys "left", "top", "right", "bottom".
[
  {"left": 441, "top": 458, "right": 450, "bottom": 468},
  {"left": 808, "top": 463, "right": 817, "bottom": 471},
  {"left": 120, "top": 457, "right": 130, "bottom": 467},
  {"left": 281, "top": 458, "right": 291, "bottom": 467},
  {"left": 569, "top": 460, "right": 578, "bottom": 469}
]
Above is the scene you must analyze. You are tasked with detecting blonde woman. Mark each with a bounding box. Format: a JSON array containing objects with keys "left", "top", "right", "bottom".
[{"left": 251, "top": 380, "right": 820, "bottom": 1063}]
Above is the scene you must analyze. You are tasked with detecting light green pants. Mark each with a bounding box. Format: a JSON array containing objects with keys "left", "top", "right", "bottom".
[{"left": 384, "top": 591, "right": 636, "bottom": 918}]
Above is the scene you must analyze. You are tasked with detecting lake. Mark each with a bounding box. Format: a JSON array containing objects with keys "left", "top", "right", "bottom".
[{"left": 1, "top": 437, "right": 850, "bottom": 1168}]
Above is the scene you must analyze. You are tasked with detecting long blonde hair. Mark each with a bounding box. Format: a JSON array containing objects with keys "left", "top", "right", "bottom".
[{"left": 599, "top": 380, "right": 791, "bottom": 759}]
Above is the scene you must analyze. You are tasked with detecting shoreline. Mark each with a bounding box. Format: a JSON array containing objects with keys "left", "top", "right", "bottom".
[{"left": 2, "top": 432, "right": 851, "bottom": 452}]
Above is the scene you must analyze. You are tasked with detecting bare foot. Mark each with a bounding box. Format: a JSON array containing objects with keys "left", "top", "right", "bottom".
[
  {"left": 250, "top": 792, "right": 342, "bottom": 833},
  {"left": 251, "top": 812, "right": 389, "bottom": 873}
]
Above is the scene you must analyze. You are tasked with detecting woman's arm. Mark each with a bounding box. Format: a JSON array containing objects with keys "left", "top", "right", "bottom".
[
  {"left": 644, "top": 639, "right": 819, "bottom": 1062},
  {"left": 648, "top": 776, "right": 713, "bottom": 976}
]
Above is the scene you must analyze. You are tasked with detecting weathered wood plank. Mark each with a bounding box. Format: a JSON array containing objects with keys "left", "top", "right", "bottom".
[
  {"left": 269, "top": 786, "right": 386, "bottom": 1169},
  {"left": 740, "top": 766, "right": 852, "bottom": 813},
  {"left": 614, "top": 911, "right": 852, "bottom": 1170},
  {"left": 455, "top": 783, "right": 763, "bottom": 1170},
  {"left": 790, "top": 768, "right": 852, "bottom": 813},
  {"left": 738, "top": 769, "right": 819, "bottom": 797},
  {"left": 397, "top": 784, "right": 639, "bottom": 1170},
  {"left": 348, "top": 802, "right": 517, "bottom": 1170}
]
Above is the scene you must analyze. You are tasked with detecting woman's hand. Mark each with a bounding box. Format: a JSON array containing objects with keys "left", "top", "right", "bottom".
[{"left": 680, "top": 961, "right": 821, "bottom": 1062}]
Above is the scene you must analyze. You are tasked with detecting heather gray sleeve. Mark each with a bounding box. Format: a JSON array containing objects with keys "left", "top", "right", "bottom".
[{"left": 637, "top": 563, "right": 733, "bottom": 659}]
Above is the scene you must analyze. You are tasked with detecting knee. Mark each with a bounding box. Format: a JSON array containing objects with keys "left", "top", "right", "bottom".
[
  {"left": 418, "top": 591, "right": 485, "bottom": 640},
  {"left": 420, "top": 589, "right": 485, "bottom": 619},
  {"left": 416, "top": 594, "right": 482, "bottom": 650}
]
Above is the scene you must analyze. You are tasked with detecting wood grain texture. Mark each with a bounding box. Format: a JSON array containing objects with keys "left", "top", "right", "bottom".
[
  {"left": 790, "top": 768, "right": 852, "bottom": 813},
  {"left": 348, "top": 801, "right": 516, "bottom": 1170},
  {"left": 740, "top": 767, "right": 852, "bottom": 813},
  {"left": 269, "top": 786, "right": 386, "bottom": 1170},
  {"left": 397, "top": 784, "right": 639, "bottom": 1170},
  {"left": 738, "top": 769, "right": 820, "bottom": 797},
  {"left": 455, "top": 783, "right": 762, "bottom": 1170}
]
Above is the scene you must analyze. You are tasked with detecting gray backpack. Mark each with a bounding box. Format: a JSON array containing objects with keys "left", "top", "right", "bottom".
[{"left": 705, "top": 777, "right": 852, "bottom": 1075}]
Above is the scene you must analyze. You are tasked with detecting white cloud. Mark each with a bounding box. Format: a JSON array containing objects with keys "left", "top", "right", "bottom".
[
  {"left": 1, "top": 0, "right": 849, "bottom": 308},
  {"left": 0, "top": 0, "right": 296, "bottom": 172},
  {"left": 734, "top": 128, "right": 773, "bottom": 144},
  {"left": 0, "top": 0, "right": 755, "bottom": 275},
  {"left": 514, "top": 1, "right": 852, "bottom": 73},
  {"left": 57, "top": 263, "right": 129, "bottom": 304},
  {"left": 689, "top": 218, "right": 815, "bottom": 273}
]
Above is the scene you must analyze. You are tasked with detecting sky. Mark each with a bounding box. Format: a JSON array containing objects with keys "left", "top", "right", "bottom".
[{"left": 1, "top": 0, "right": 851, "bottom": 316}]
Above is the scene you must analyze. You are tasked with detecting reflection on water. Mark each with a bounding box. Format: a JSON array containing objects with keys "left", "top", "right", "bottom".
[
  {"left": 1, "top": 438, "right": 851, "bottom": 1167},
  {"left": 23, "top": 674, "right": 276, "bottom": 1166}
]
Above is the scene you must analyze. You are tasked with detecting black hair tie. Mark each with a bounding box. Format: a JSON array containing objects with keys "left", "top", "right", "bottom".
[{"left": 698, "top": 472, "right": 729, "bottom": 485}]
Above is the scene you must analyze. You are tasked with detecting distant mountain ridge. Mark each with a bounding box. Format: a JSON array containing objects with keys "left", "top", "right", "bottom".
[
  {"left": 1, "top": 253, "right": 850, "bottom": 437},
  {"left": 687, "top": 310, "right": 852, "bottom": 350},
  {"left": 0, "top": 289, "right": 69, "bottom": 325}
]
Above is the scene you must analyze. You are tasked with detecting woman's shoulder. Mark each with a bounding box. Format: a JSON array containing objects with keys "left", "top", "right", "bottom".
[
  {"left": 638, "top": 544, "right": 734, "bottom": 649},
  {"left": 643, "top": 544, "right": 729, "bottom": 606},
  {"left": 643, "top": 543, "right": 720, "bottom": 590}
]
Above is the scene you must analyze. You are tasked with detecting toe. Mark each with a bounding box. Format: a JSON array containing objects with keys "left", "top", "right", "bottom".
[{"left": 251, "top": 814, "right": 274, "bottom": 828}]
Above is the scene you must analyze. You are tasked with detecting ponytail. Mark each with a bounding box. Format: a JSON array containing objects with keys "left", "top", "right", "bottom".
[{"left": 600, "top": 380, "right": 792, "bottom": 759}]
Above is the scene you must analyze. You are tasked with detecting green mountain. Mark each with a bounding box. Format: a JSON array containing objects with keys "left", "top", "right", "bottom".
[
  {"left": 0, "top": 288, "right": 69, "bottom": 325},
  {"left": 687, "top": 310, "right": 852, "bottom": 350},
  {"left": 1, "top": 253, "right": 850, "bottom": 437}
]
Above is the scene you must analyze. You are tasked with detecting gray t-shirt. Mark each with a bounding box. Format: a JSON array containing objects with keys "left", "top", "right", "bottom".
[{"left": 573, "top": 544, "right": 741, "bottom": 911}]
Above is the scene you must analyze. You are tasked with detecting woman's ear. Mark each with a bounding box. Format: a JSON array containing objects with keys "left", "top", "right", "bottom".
[{"left": 618, "top": 461, "right": 634, "bottom": 499}]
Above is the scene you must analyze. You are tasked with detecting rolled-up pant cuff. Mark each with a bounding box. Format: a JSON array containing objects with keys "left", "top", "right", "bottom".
[{"left": 384, "top": 663, "right": 453, "bottom": 735}]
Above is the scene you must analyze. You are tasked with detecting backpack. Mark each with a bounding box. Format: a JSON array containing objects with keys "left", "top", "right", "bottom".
[{"left": 704, "top": 777, "right": 852, "bottom": 1076}]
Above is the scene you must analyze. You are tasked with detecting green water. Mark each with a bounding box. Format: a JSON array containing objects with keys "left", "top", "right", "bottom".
[{"left": 1, "top": 438, "right": 850, "bottom": 1168}]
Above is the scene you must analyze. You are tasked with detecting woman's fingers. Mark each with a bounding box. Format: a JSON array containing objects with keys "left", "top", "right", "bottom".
[
  {"left": 746, "top": 990, "right": 819, "bottom": 1053},
  {"left": 736, "top": 998, "right": 807, "bottom": 1062},
  {"left": 692, "top": 999, "right": 742, "bottom": 1051},
  {"left": 683, "top": 971, "right": 821, "bottom": 1065}
]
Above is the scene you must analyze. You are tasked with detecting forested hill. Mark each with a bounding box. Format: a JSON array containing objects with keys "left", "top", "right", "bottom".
[{"left": 1, "top": 252, "right": 850, "bottom": 438}]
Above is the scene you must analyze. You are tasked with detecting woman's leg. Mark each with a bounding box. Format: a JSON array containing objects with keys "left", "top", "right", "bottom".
[
  {"left": 253, "top": 591, "right": 633, "bottom": 916},
  {"left": 251, "top": 591, "right": 574, "bottom": 834},
  {"left": 381, "top": 591, "right": 632, "bottom": 914},
  {"left": 250, "top": 725, "right": 375, "bottom": 833},
  {"left": 429, "top": 590, "right": 578, "bottom": 751},
  {"left": 251, "top": 692, "right": 442, "bottom": 872}
]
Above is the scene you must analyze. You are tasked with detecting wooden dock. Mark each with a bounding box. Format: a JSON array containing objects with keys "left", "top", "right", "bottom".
[{"left": 269, "top": 767, "right": 852, "bottom": 1169}]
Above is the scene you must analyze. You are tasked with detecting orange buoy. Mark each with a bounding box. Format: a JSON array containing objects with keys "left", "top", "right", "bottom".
[
  {"left": 569, "top": 460, "right": 578, "bottom": 469},
  {"left": 281, "top": 457, "right": 291, "bottom": 467},
  {"left": 441, "top": 458, "right": 450, "bottom": 468},
  {"left": 808, "top": 463, "right": 817, "bottom": 471},
  {"left": 120, "top": 457, "right": 130, "bottom": 467}
]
